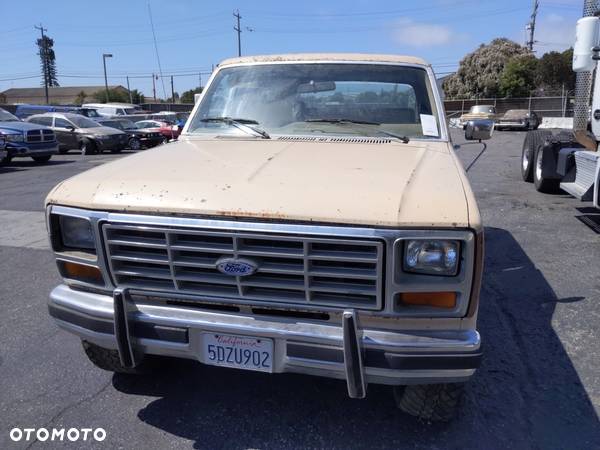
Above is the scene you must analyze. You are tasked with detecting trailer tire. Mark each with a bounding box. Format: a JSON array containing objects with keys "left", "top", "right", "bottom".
[
  {"left": 394, "top": 383, "right": 464, "bottom": 422},
  {"left": 533, "top": 145, "right": 560, "bottom": 193},
  {"left": 82, "top": 341, "right": 147, "bottom": 374},
  {"left": 522, "top": 130, "right": 552, "bottom": 182}
]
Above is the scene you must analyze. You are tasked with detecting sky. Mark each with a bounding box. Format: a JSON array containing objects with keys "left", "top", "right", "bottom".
[{"left": 0, "top": 0, "right": 582, "bottom": 100}]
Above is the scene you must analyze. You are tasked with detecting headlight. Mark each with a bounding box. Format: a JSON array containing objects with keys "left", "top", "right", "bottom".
[
  {"left": 403, "top": 240, "right": 460, "bottom": 276},
  {"left": 5, "top": 133, "right": 24, "bottom": 142},
  {"left": 59, "top": 216, "right": 95, "bottom": 250}
]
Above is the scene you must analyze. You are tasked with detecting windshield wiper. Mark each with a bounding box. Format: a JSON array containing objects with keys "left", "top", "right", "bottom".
[
  {"left": 304, "top": 118, "right": 410, "bottom": 143},
  {"left": 199, "top": 116, "right": 270, "bottom": 139},
  {"left": 305, "top": 118, "right": 380, "bottom": 125}
]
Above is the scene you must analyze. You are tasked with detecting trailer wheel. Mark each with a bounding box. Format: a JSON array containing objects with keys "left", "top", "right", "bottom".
[
  {"left": 522, "top": 130, "right": 552, "bottom": 182},
  {"left": 533, "top": 146, "right": 560, "bottom": 193}
]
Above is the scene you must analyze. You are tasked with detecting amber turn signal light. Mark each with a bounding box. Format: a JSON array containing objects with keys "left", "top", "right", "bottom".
[
  {"left": 58, "top": 261, "right": 103, "bottom": 285},
  {"left": 399, "top": 292, "right": 457, "bottom": 309}
]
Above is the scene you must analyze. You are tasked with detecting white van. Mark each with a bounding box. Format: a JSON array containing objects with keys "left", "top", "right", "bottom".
[{"left": 82, "top": 103, "right": 143, "bottom": 117}]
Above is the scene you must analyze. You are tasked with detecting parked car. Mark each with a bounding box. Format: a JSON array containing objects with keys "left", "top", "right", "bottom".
[
  {"left": 70, "top": 107, "right": 102, "bottom": 119},
  {"left": 82, "top": 103, "right": 145, "bottom": 117},
  {"left": 0, "top": 107, "right": 58, "bottom": 164},
  {"left": 0, "top": 134, "right": 6, "bottom": 163},
  {"left": 27, "top": 112, "right": 128, "bottom": 155},
  {"left": 45, "top": 53, "right": 490, "bottom": 422},
  {"left": 96, "top": 118, "right": 164, "bottom": 150},
  {"left": 494, "top": 109, "right": 540, "bottom": 130},
  {"left": 14, "top": 104, "right": 74, "bottom": 120},
  {"left": 152, "top": 111, "right": 191, "bottom": 127},
  {"left": 459, "top": 105, "right": 499, "bottom": 127},
  {"left": 135, "top": 119, "right": 181, "bottom": 141}
]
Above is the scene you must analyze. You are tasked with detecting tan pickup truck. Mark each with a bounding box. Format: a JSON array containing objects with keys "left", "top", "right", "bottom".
[{"left": 45, "top": 54, "right": 488, "bottom": 421}]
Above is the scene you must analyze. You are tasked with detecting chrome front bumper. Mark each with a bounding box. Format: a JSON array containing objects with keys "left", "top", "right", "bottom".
[{"left": 49, "top": 284, "right": 481, "bottom": 396}]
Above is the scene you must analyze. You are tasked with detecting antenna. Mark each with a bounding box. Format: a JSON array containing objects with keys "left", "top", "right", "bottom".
[{"left": 148, "top": 3, "right": 167, "bottom": 100}]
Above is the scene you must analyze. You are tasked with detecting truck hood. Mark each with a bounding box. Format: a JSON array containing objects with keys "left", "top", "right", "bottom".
[
  {"left": 46, "top": 137, "right": 474, "bottom": 228},
  {"left": 0, "top": 121, "right": 49, "bottom": 132}
]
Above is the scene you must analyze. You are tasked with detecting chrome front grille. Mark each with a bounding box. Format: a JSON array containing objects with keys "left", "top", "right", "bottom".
[
  {"left": 103, "top": 224, "right": 384, "bottom": 310},
  {"left": 26, "top": 130, "right": 41, "bottom": 142},
  {"left": 26, "top": 129, "right": 55, "bottom": 142}
]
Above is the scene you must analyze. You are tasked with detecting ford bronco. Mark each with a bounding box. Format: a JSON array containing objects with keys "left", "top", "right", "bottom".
[{"left": 46, "top": 54, "right": 487, "bottom": 421}]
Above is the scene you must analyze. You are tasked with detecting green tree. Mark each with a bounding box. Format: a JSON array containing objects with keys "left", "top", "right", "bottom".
[
  {"left": 443, "top": 38, "right": 532, "bottom": 99},
  {"left": 180, "top": 86, "right": 203, "bottom": 103},
  {"left": 74, "top": 90, "right": 87, "bottom": 106},
  {"left": 499, "top": 55, "right": 538, "bottom": 98},
  {"left": 536, "top": 48, "right": 575, "bottom": 94},
  {"left": 36, "top": 35, "right": 59, "bottom": 87},
  {"left": 91, "top": 88, "right": 144, "bottom": 104}
]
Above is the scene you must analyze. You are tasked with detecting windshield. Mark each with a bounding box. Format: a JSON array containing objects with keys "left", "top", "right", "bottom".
[
  {"left": 70, "top": 116, "right": 101, "bottom": 128},
  {"left": 471, "top": 105, "right": 495, "bottom": 114},
  {"left": 84, "top": 109, "right": 101, "bottom": 117},
  {"left": 124, "top": 108, "right": 137, "bottom": 115},
  {"left": 0, "top": 109, "right": 19, "bottom": 122},
  {"left": 188, "top": 63, "right": 441, "bottom": 139}
]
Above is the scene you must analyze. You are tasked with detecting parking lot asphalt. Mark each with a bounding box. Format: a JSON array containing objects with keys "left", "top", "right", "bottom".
[{"left": 1, "top": 131, "right": 599, "bottom": 450}]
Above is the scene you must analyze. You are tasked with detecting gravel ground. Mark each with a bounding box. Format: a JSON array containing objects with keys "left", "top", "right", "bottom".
[{"left": 0, "top": 131, "right": 599, "bottom": 449}]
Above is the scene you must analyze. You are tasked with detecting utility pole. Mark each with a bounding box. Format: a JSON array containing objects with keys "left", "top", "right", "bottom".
[
  {"left": 34, "top": 24, "right": 49, "bottom": 104},
  {"left": 233, "top": 9, "right": 242, "bottom": 57},
  {"left": 526, "top": 0, "right": 539, "bottom": 52},
  {"left": 170, "top": 75, "right": 175, "bottom": 104},
  {"left": 126, "top": 76, "right": 133, "bottom": 103},
  {"left": 198, "top": 72, "right": 202, "bottom": 89},
  {"left": 152, "top": 74, "right": 156, "bottom": 101},
  {"left": 102, "top": 53, "right": 113, "bottom": 102}
]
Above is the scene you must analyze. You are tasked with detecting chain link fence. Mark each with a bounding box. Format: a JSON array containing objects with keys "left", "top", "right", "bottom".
[{"left": 444, "top": 96, "right": 573, "bottom": 119}]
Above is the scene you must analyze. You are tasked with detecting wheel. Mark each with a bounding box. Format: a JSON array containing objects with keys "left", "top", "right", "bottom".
[
  {"left": 161, "top": 137, "right": 169, "bottom": 144},
  {"left": 82, "top": 341, "right": 146, "bottom": 374},
  {"left": 521, "top": 129, "right": 552, "bottom": 182},
  {"left": 533, "top": 145, "right": 560, "bottom": 193},
  {"left": 0, "top": 155, "right": 12, "bottom": 166},
  {"left": 394, "top": 383, "right": 464, "bottom": 422},
  {"left": 79, "top": 140, "right": 97, "bottom": 155},
  {"left": 31, "top": 155, "right": 52, "bottom": 163},
  {"left": 128, "top": 137, "right": 141, "bottom": 150}
]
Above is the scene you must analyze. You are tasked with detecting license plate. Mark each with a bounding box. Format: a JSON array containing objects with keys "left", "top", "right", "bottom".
[{"left": 202, "top": 333, "right": 273, "bottom": 372}]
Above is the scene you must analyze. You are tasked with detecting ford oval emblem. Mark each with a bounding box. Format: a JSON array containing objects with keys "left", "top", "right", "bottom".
[{"left": 216, "top": 257, "right": 259, "bottom": 277}]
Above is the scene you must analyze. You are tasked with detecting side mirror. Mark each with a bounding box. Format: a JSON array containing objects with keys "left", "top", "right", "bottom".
[
  {"left": 68, "top": 126, "right": 76, "bottom": 132},
  {"left": 573, "top": 16, "right": 599, "bottom": 72},
  {"left": 465, "top": 119, "right": 494, "bottom": 141}
]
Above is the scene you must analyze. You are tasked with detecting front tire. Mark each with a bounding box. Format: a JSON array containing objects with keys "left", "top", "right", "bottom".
[
  {"left": 128, "top": 137, "right": 141, "bottom": 150},
  {"left": 394, "top": 383, "right": 464, "bottom": 422},
  {"left": 82, "top": 341, "right": 146, "bottom": 374},
  {"left": 79, "top": 140, "right": 97, "bottom": 155},
  {"left": 0, "top": 155, "right": 12, "bottom": 166},
  {"left": 31, "top": 155, "right": 52, "bottom": 163},
  {"left": 521, "top": 130, "right": 551, "bottom": 182}
]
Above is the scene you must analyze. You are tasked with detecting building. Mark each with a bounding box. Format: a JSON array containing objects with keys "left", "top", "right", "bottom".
[{"left": 0, "top": 85, "right": 129, "bottom": 105}]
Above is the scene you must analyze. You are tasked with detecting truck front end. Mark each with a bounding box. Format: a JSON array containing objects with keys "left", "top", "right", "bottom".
[{"left": 45, "top": 54, "right": 484, "bottom": 421}]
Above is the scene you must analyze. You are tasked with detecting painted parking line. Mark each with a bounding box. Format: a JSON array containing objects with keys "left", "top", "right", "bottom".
[{"left": 0, "top": 210, "right": 49, "bottom": 249}]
